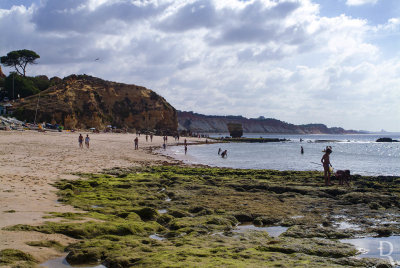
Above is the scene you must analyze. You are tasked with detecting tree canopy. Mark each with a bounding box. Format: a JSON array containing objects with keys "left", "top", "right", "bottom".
[{"left": 0, "top": 49, "right": 40, "bottom": 77}]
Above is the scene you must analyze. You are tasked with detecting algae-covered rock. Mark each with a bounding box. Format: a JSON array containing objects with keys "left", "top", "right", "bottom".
[
  {"left": 12, "top": 166, "right": 399, "bottom": 267},
  {"left": 66, "top": 248, "right": 102, "bottom": 265},
  {"left": 135, "top": 207, "right": 158, "bottom": 221},
  {"left": 0, "top": 249, "right": 37, "bottom": 267}
]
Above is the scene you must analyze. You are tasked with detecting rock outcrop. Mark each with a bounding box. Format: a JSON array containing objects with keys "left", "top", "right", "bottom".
[
  {"left": 13, "top": 75, "right": 177, "bottom": 132},
  {"left": 178, "top": 111, "right": 359, "bottom": 134}
]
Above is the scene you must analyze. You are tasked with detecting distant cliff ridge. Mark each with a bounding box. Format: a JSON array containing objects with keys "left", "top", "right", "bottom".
[
  {"left": 13, "top": 75, "right": 177, "bottom": 131},
  {"left": 178, "top": 111, "right": 359, "bottom": 134}
]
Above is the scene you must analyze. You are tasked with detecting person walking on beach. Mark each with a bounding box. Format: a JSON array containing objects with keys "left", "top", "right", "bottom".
[
  {"left": 134, "top": 137, "right": 139, "bottom": 150},
  {"left": 184, "top": 139, "right": 187, "bottom": 146},
  {"left": 321, "top": 148, "right": 332, "bottom": 186},
  {"left": 146, "top": 134, "right": 148, "bottom": 142},
  {"left": 150, "top": 134, "right": 153, "bottom": 142},
  {"left": 301, "top": 146, "right": 304, "bottom": 154},
  {"left": 184, "top": 145, "right": 187, "bottom": 155},
  {"left": 85, "top": 134, "right": 90, "bottom": 149},
  {"left": 78, "top": 134, "right": 84, "bottom": 149}
]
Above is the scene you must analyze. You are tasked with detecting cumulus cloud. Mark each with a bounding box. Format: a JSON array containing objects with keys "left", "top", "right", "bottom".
[{"left": 0, "top": 0, "right": 399, "bottom": 131}]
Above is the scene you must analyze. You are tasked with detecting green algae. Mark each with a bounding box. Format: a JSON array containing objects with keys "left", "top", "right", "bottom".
[
  {"left": 0, "top": 249, "right": 37, "bottom": 267},
  {"left": 26, "top": 240, "right": 64, "bottom": 252},
  {"left": 5, "top": 166, "right": 400, "bottom": 267}
]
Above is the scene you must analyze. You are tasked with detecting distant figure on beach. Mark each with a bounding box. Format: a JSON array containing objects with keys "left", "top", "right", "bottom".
[
  {"left": 78, "top": 134, "right": 83, "bottom": 149},
  {"left": 134, "top": 137, "right": 139, "bottom": 150},
  {"left": 335, "top": 170, "right": 351, "bottom": 186},
  {"left": 163, "top": 143, "right": 166, "bottom": 150},
  {"left": 184, "top": 145, "right": 187, "bottom": 154},
  {"left": 221, "top": 150, "right": 227, "bottom": 158},
  {"left": 321, "top": 148, "right": 333, "bottom": 186},
  {"left": 218, "top": 148, "right": 221, "bottom": 155},
  {"left": 301, "top": 146, "right": 304, "bottom": 154},
  {"left": 146, "top": 135, "right": 148, "bottom": 142},
  {"left": 85, "top": 135, "right": 90, "bottom": 149},
  {"left": 184, "top": 139, "right": 187, "bottom": 146},
  {"left": 150, "top": 134, "right": 153, "bottom": 142}
]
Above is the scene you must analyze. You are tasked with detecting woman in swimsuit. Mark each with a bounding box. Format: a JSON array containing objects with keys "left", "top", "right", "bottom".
[{"left": 321, "top": 148, "right": 332, "bottom": 186}]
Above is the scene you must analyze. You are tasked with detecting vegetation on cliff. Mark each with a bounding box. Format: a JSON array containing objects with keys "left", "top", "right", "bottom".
[{"left": 4, "top": 166, "right": 399, "bottom": 267}]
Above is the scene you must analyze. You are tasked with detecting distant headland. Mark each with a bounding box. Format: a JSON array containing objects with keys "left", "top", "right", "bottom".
[{"left": 178, "top": 111, "right": 363, "bottom": 134}]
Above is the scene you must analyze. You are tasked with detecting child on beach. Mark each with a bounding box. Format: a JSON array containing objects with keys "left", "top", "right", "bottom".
[{"left": 321, "top": 148, "right": 332, "bottom": 186}]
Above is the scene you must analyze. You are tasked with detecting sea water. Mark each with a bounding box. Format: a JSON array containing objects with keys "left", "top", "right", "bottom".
[{"left": 164, "top": 134, "right": 400, "bottom": 176}]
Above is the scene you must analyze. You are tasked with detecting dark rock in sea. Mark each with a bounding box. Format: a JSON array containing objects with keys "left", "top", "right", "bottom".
[
  {"left": 227, "top": 123, "right": 243, "bottom": 138},
  {"left": 376, "top": 137, "right": 399, "bottom": 142}
]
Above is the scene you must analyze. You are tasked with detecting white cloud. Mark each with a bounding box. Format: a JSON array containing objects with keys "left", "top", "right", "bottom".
[
  {"left": 0, "top": 0, "right": 399, "bottom": 131},
  {"left": 346, "top": 0, "right": 378, "bottom": 6}
]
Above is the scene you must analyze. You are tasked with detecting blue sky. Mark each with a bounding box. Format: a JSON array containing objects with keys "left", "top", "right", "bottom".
[{"left": 0, "top": 0, "right": 399, "bottom": 132}]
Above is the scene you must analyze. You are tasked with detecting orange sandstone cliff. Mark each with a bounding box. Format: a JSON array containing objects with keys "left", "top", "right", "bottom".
[{"left": 13, "top": 75, "right": 177, "bottom": 132}]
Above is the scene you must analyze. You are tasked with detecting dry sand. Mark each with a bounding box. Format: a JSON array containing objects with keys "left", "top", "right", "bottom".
[{"left": 0, "top": 130, "right": 203, "bottom": 264}]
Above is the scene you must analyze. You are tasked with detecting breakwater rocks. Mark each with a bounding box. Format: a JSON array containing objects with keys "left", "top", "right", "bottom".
[
  {"left": 4, "top": 166, "right": 399, "bottom": 267},
  {"left": 376, "top": 137, "right": 399, "bottom": 142}
]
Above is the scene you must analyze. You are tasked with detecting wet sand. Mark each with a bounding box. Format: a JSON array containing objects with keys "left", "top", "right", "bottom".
[{"left": 0, "top": 130, "right": 203, "bottom": 263}]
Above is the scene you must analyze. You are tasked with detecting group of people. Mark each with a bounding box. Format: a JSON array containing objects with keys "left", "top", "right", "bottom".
[
  {"left": 78, "top": 134, "right": 90, "bottom": 149},
  {"left": 145, "top": 134, "right": 154, "bottom": 142}
]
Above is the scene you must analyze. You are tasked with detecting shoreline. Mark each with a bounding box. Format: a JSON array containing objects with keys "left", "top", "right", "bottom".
[{"left": 0, "top": 130, "right": 206, "bottom": 264}]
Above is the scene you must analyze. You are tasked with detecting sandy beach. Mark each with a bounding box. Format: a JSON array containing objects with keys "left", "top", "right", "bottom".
[{"left": 0, "top": 130, "right": 202, "bottom": 264}]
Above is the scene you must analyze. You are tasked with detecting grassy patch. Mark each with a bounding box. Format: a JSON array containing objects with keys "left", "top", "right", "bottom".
[{"left": 3, "top": 210, "right": 16, "bottom": 213}]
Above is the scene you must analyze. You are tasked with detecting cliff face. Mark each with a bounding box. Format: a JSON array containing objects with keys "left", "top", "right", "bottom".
[
  {"left": 13, "top": 75, "right": 177, "bottom": 132},
  {"left": 178, "top": 111, "right": 358, "bottom": 134}
]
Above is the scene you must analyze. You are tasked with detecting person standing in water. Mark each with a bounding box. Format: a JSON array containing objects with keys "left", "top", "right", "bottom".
[
  {"left": 218, "top": 148, "right": 221, "bottom": 155},
  {"left": 184, "top": 145, "right": 188, "bottom": 155},
  {"left": 321, "top": 148, "right": 332, "bottom": 186},
  {"left": 221, "top": 150, "right": 227, "bottom": 158},
  {"left": 301, "top": 146, "right": 304, "bottom": 154}
]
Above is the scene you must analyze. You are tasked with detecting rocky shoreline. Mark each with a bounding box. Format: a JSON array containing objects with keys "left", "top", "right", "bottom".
[{"left": 3, "top": 165, "right": 399, "bottom": 267}]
